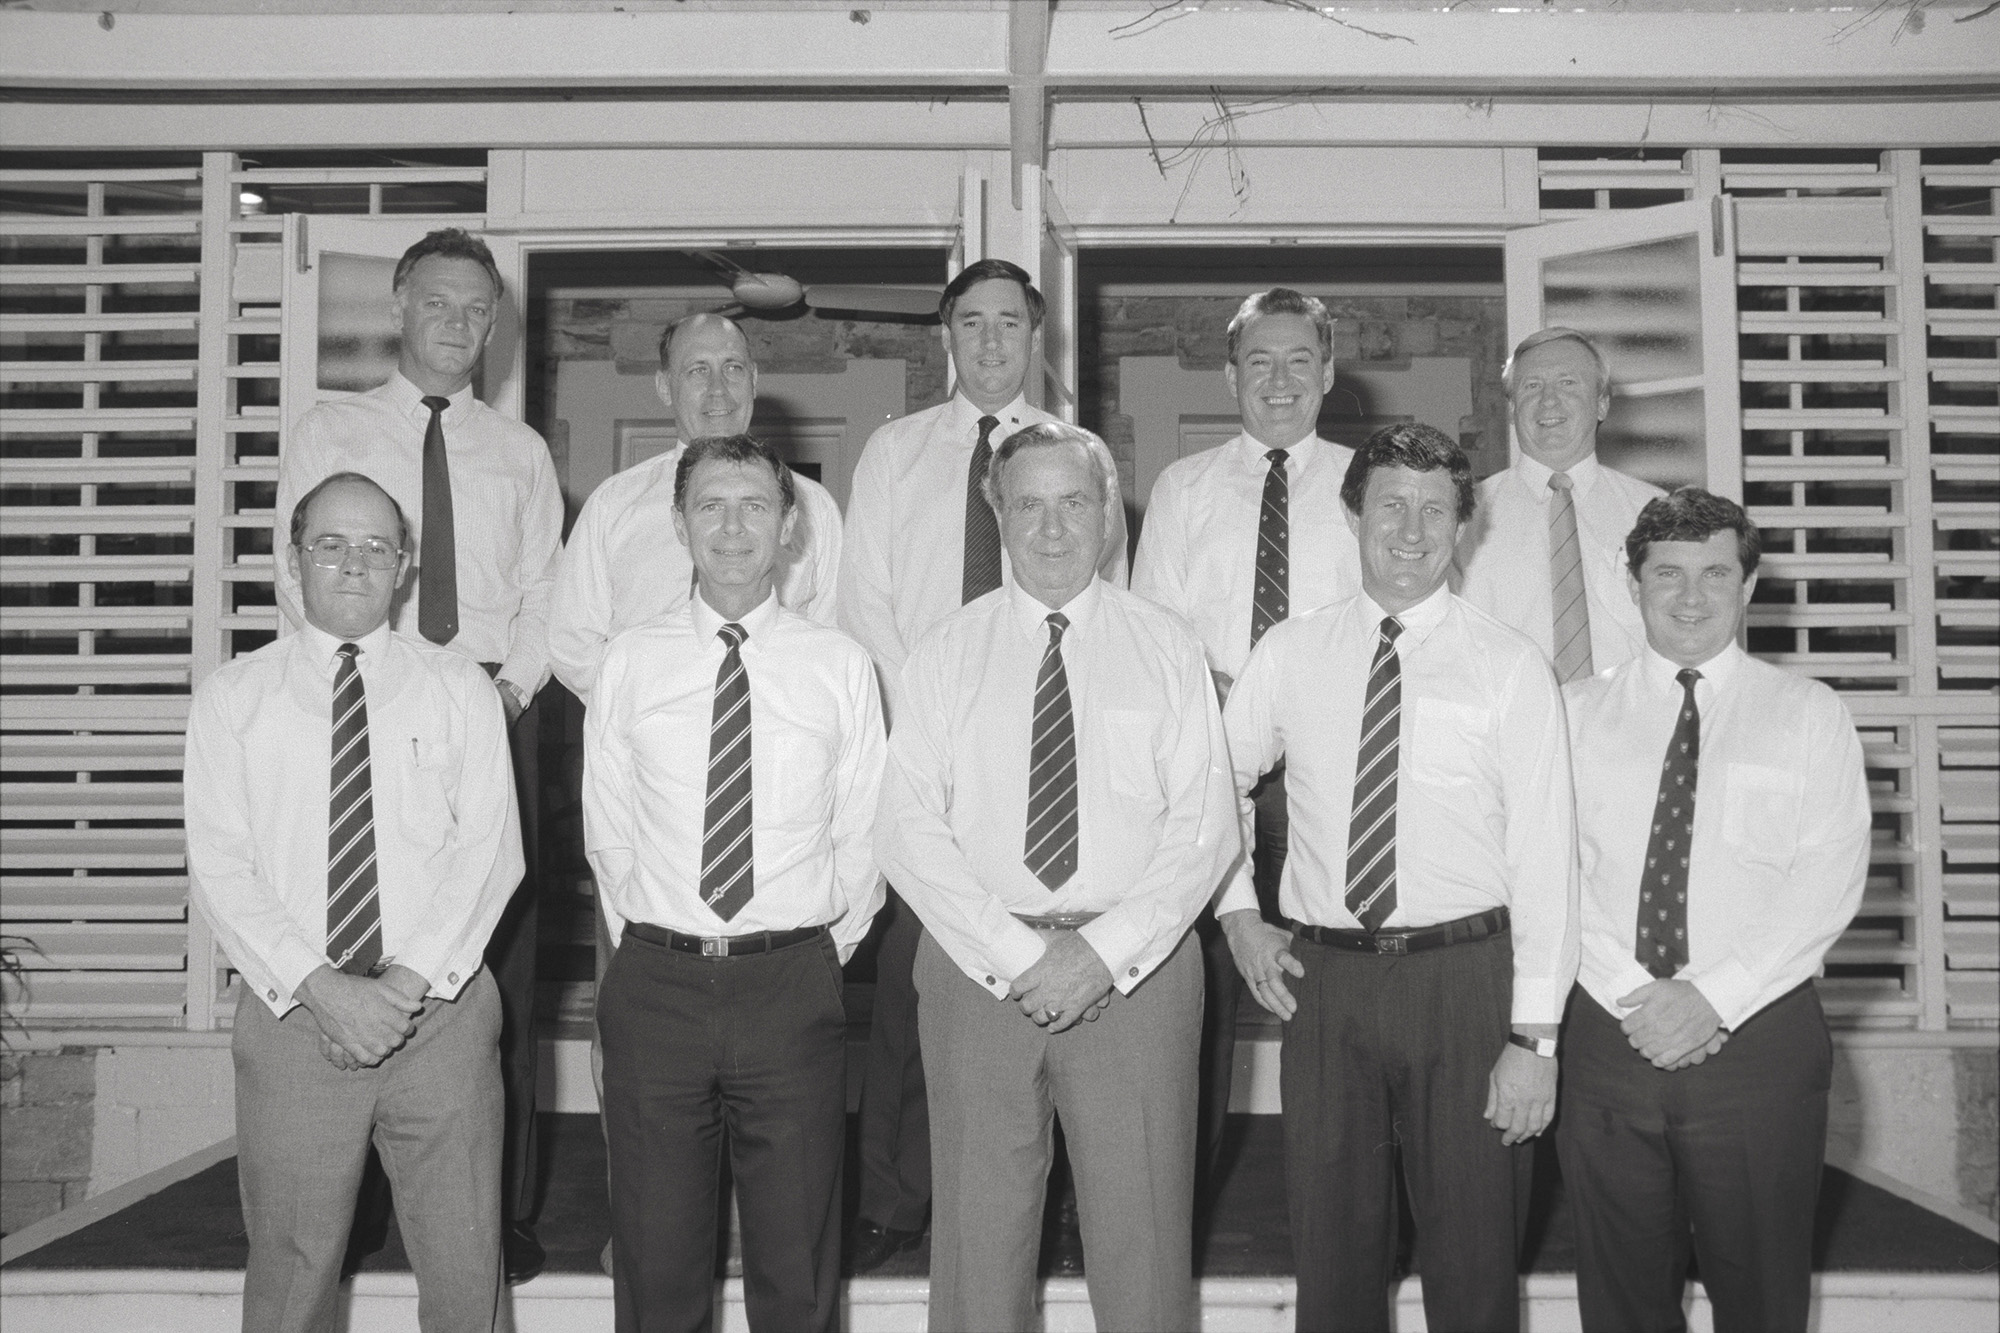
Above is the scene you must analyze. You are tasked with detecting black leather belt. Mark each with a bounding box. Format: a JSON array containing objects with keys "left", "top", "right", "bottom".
[
  {"left": 1012, "top": 911, "right": 1103, "bottom": 931},
  {"left": 623, "top": 920, "right": 827, "bottom": 957},
  {"left": 1291, "top": 906, "right": 1509, "bottom": 956}
]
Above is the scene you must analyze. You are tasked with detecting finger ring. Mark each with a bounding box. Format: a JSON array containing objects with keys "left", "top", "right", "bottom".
[{"left": 1042, "top": 1008, "right": 1058, "bottom": 1022}]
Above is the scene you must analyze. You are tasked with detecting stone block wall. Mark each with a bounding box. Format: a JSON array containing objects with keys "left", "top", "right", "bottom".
[{"left": 1, "top": 1048, "right": 95, "bottom": 1236}]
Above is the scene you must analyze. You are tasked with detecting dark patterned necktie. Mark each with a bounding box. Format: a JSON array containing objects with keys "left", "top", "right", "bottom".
[
  {"left": 1251, "top": 448, "right": 1290, "bottom": 649},
  {"left": 701, "top": 623, "right": 756, "bottom": 921},
  {"left": 326, "top": 643, "right": 382, "bottom": 975},
  {"left": 962, "top": 414, "right": 1003, "bottom": 604},
  {"left": 1345, "top": 617, "right": 1404, "bottom": 932},
  {"left": 1638, "top": 668, "right": 1701, "bottom": 978},
  {"left": 417, "top": 395, "right": 459, "bottom": 645},
  {"left": 1548, "top": 470, "right": 1592, "bottom": 683},
  {"left": 1024, "top": 613, "right": 1079, "bottom": 891}
]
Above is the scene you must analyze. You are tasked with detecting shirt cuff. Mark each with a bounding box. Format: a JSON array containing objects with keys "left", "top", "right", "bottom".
[
  {"left": 268, "top": 938, "right": 334, "bottom": 1014},
  {"left": 1684, "top": 958, "right": 1760, "bottom": 1030},
  {"left": 1510, "top": 977, "right": 1566, "bottom": 1028},
  {"left": 1077, "top": 913, "right": 1153, "bottom": 995},
  {"left": 1214, "top": 865, "right": 1260, "bottom": 918},
  {"left": 979, "top": 921, "right": 1049, "bottom": 998}
]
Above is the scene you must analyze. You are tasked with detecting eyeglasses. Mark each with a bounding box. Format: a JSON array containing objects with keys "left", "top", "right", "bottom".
[{"left": 302, "top": 537, "right": 403, "bottom": 570}]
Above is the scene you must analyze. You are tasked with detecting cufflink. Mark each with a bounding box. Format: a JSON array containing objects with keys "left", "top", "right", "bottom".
[
  {"left": 267, "top": 989, "right": 278, "bottom": 1001},
  {"left": 1128, "top": 967, "right": 1139, "bottom": 978},
  {"left": 447, "top": 972, "right": 459, "bottom": 984},
  {"left": 985, "top": 975, "right": 997, "bottom": 986}
]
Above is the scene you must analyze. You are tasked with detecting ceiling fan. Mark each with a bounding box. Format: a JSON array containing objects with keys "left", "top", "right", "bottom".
[{"left": 691, "top": 250, "right": 942, "bottom": 319}]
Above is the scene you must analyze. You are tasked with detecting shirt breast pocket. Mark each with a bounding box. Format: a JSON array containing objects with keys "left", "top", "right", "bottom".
[
  {"left": 1102, "top": 709, "right": 1163, "bottom": 803},
  {"left": 1721, "top": 762, "right": 1802, "bottom": 862},
  {"left": 402, "top": 737, "right": 461, "bottom": 847},
  {"left": 764, "top": 731, "right": 835, "bottom": 831},
  {"left": 1406, "top": 698, "right": 1492, "bottom": 788}
]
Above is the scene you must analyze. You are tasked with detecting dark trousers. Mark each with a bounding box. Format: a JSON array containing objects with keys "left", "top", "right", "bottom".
[
  {"left": 855, "top": 888, "right": 931, "bottom": 1231},
  {"left": 1284, "top": 928, "right": 1521, "bottom": 1333},
  {"left": 485, "top": 680, "right": 542, "bottom": 1227},
  {"left": 1198, "top": 768, "right": 1287, "bottom": 1192},
  {"left": 598, "top": 928, "right": 848, "bottom": 1333},
  {"left": 1556, "top": 983, "right": 1831, "bottom": 1333}
]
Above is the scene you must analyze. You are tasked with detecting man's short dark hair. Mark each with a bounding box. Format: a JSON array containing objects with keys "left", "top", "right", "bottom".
[
  {"left": 392, "top": 227, "right": 504, "bottom": 299},
  {"left": 657, "top": 310, "right": 751, "bottom": 369},
  {"left": 289, "top": 471, "right": 410, "bottom": 551},
  {"left": 1625, "top": 487, "right": 1761, "bottom": 578},
  {"left": 673, "top": 434, "right": 797, "bottom": 513},
  {"left": 938, "top": 258, "right": 1044, "bottom": 329},
  {"left": 1226, "top": 287, "right": 1335, "bottom": 365},
  {"left": 1339, "top": 423, "right": 1477, "bottom": 523}
]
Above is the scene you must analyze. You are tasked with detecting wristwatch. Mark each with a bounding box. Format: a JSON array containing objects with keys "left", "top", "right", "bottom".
[
  {"left": 498, "top": 679, "right": 529, "bottom": 713},
  {"left": 1508, "top": 1031, "right": 1558, "bottom": 1059}
]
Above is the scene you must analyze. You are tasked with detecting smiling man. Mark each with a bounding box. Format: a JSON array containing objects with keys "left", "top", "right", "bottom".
[
  {"left": 584, "top": 434, "right": 884, "bottom": 1332},
  {"left": 877, "top": 422, "right": 1236, "bottom": 1330},
  {"left": 1458, "top": 327, "right": 1666, "bottom": 683},
  {"left": 189, "top": 472, "right": 522, "bottom": 1333},
  {"left": 273, "top": 227, "right": 562, "bottom": 1281},
  {"left": 1220, "top": 423, "right": 1579, "bottom": 1333},
  {"left": 839, "top": 258, "right": 1128, "bottom": 1271},
  {"left": 1131, "top": 286, "right": 1363, "bottom": 1202},
  {"left": 1559, "top": 488, "right": 1869, "bottom": 1333}
]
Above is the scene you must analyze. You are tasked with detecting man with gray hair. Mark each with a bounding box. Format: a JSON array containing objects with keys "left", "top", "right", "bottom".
[
  {"left": 1457, "top": 327, "right": 1665, "bottom": 683},
  {"left": 878, "top": 422, "right": 1237, "bottom": 1330},
  {"left": 1132, "top": 286, "right": 1362, "bottom": 1200}
]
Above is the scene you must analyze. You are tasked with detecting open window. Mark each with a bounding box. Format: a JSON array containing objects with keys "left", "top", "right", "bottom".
[{"left": 1505, "top": 199, "right": 1742, "bottom": 499}]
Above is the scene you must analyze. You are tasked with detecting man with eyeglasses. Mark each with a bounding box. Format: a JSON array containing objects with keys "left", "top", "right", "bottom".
[
  {"left": 189, "top": 471, "right": 523, "bottom": 1333},
  {"left": 274, "top": 227, "right": 561, "bottom": 1281}
]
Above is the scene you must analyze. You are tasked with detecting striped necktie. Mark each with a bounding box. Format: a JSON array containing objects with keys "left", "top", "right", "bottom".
[
  {"left": 1548, "top": 470, "right": 1593, "bottom": 683},
  {"left": 700, "top": 623, "right": 756, "bottom": 921},
  {"left": 963, "top": 414, "right": 1003, "bottom": 603},
  {"left": 1025, "top": 612, "right": 1079, "bottom": 891},
  {"left": 1345, "top": 617, "right": 1404, "bottom": 932},
  {"left": 326, "top": 642, "right": 382, "bottom": 975},
  {"left": 1251, "top": 448, "right": 1289, "bottom": 649},
  {"left": 1638, "top": 668, "right": 1701, "bottom": 979},
  {"left": 417, "top": 395, "right": 459, "bottom": 646}
]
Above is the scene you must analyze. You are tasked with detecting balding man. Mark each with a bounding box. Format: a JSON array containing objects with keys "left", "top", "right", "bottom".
[
  {"left": 548, "top": 312, "right": 844, "bottom": 707},
  {"left": 191, "top": 472, "right": 521, "bottom": 1332},
  {"left": 1458, "top": 327, "right": 1666, "bottom": 683}
]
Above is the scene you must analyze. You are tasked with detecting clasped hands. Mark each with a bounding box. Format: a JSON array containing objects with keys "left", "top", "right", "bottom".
[
  {"left": 1007, "top": 930, "right": 1114, "bottom": 1033},
  {"left": 1617, "top": 978, "right": 1727, "bottom": 1070},
  {"left": 297, "top": 963, "right": 431, "bottom": 1070}
]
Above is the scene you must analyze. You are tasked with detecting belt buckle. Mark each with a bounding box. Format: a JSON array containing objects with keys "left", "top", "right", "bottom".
[
  {"left": 1375, "top": 934, "right": 1407, "bottom": 956},
  {"left": 701, "top": 937, "right": 726, "bottom": 958}
]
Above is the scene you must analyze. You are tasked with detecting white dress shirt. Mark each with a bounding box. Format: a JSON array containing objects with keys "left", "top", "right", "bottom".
[
  {"left": 275, "top": 372, "right": 565, "bottom": 700},
  {"left": 1219, "top": 585, "right": 1580, "bottom": 1025},
  {"left": 1457, "top": 452, "right": 1665, "bottom": 671},
  {"left": 838, "top": 392, "right": 1129, "bottom": 721},
  {"left": 1565, "top": 643, "right": 1870, "bottom": 1029},
  {"left": 547, "top": 442, "right": 844, "bottom": 706},
  {"left": 876, "top": 578, "right": 1239, "bottom": 999},
  {"left": 1132, "top": 432, "right": 1363, "bottom": 680},
  {"left": 582, "top": 590, "right": 886, "bottom": 960},
  {"left": 185, "top": 622, "right": 524, "bottom": 1017}
]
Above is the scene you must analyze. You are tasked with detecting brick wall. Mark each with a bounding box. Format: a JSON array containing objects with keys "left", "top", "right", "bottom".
[{"left": 0, "top": 1048, "right": 95, "bottom": 1236}]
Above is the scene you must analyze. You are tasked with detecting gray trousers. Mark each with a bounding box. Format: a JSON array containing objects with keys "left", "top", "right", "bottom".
[
  {"left": 916, "top": 928, "right": 1201, "bottom": 1333},
  {"left": 234, "top": 968, "right": 504, "bottom": 1333}
]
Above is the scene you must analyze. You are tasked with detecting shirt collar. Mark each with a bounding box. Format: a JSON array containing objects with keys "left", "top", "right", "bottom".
[
  {"left": 1515, "top": 448, "right": 1603, "bottom": 499},
  {"left": 386, "top": 371, "right": 475, "bottom": 422},
  {"left": 1639, "top": 640, "right": 1745, "bottom": 696},
  {"left": 948, "top": 391, "right": 1032, "bottom": 442},
  {"left": 1358, "top": 581, "right": 1452, "bottom": 649},
  {"left": 298, "top": 618, "right": 393, "bottom": 679},
  {"left": 1006, "top": 575, "right": 1102, "bottom": 645},
  {"left": 1233, "top": 431, "right": 1325, "bottom": 471},
  {"left": 691, "top": 586, "right": 781, "bottom": 649}
]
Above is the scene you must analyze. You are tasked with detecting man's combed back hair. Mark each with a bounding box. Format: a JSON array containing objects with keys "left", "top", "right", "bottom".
[
  {"left": 1226, "top": 287, "right": 1334, "bottom": 365},
  {"left": 938, "top": 258, "right": 1045, "bottom": 329},
  {"left": 1501, "top": 327, "right": 1611, "bottom": 399},
  {"left": 982, "top": 421, "right": 1122, "bottom": 518},
  {"left": 674, "top": 434, "right": 797, "bottom": 512},
  {"left": 1339, "top": 422, "right": 1476, "bottom": 523},
  {"left": 392, "top": 227, "right": 504, "bottom": 298},
  {"left": 290, "top": 471, "right": 410, "bottom": 551},
  {"left": 1624, "top": 486, "right": 1761, "bottom": 578},
  {"left": 656, "top": 310, "right": 750, "bottom": 369}
]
